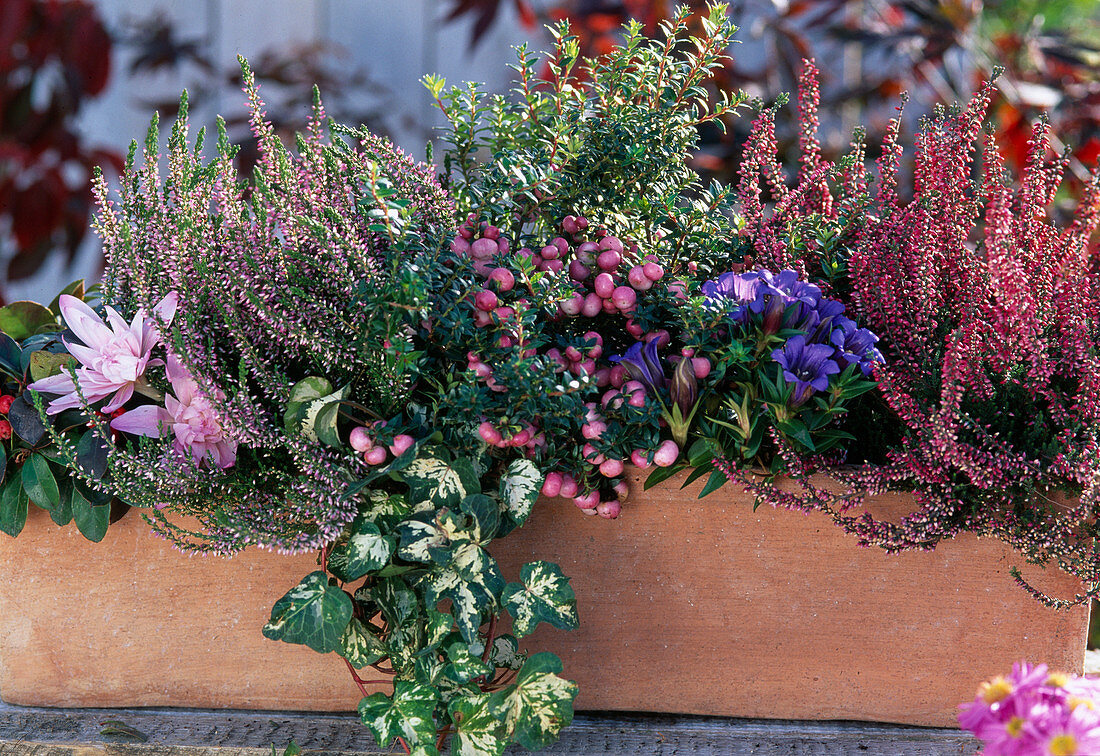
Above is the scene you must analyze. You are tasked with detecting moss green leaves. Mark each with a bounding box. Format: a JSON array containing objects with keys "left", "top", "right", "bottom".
[
  {"left": 487, "top": 653, "right": 578, "bottom": 751},
  {"left": 262, "top": 572, "right": 352, "bottom": 654},
  {"left": 357, "top": 680, "right": 439, "bottom": 748}
]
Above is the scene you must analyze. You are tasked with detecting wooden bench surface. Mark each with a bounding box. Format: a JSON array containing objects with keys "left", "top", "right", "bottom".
[{"left": 0, "top": 701, "right": 976, "bottom": 755}]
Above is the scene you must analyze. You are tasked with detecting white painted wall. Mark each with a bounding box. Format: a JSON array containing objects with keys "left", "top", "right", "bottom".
[{"left": 13, "top": 0, "right": 541, "bottom": 302}]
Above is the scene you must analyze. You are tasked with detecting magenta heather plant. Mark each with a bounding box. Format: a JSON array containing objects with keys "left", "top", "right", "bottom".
[
  {"left": 731, "top": 60, "right": 1100, "bottom": 603},
  {"left": 74, "top": 60, "right": 454, "bottom": 554}
]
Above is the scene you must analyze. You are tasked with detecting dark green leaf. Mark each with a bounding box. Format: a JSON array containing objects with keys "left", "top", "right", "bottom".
[
  {"left": 0, "top": 333, "right": 21, "bottom": 375},
  {"left": 9, "top": 396, "right": 46, "bottom": 446},
  {"left": 262, "top": 571, "right": 353, "bottom": 654},
  {"left": 0, "top": 474, "right": 28, "bottom": 537},
  {"left": 460, "top": 493, "right": 499, "bottom": 542},
  {"left": 328, "top": 516, "right": 396, "bottom": 581},
  {"left": 71, "top": 480, "right": 110, "bottom": 542},
  {"left": 22, "top": 453, "right": 60, "bottom": 510},
  {"left": 448, "top": 693, "right": 508, "bottom": 756},
  {"left": 697, "top": 469, "right": 728, "bottom": 498},
  {"left": 75, "top": 431, "right": 110, "bottom": 480},
  {"left": 0, "top": 301, "right": 57, "bottom": 340}
]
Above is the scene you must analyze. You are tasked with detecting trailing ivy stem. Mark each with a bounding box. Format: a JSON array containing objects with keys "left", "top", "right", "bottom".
[
  {"left": 343, "top": 658, "right": 370, "bottom": 698},
  {"left": 481, "top": 615, "right": 497, "bottom": 664},
  {"left": 435, "top": 725, "right": 453, "bottom": 751},
  {"left": 396, "top": 736, "right": 411, "bottom": 755}
]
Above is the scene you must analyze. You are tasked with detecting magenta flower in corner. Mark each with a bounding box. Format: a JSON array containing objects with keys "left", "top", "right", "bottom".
[
  {"left": 30, "top": 293, "right": 178, "bottom": 415},
  {"left": 111, "top": 354, "right": 237, "bottom": 470}
]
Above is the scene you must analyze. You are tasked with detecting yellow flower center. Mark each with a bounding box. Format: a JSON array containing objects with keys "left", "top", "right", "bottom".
[
  {"left": 980, "top": 677, "right": 1013, "bottom": 704},
  {"left": 1047, "top": 672, "right": 1070, "bottom": 688},
  {"left": 1006, "top": 716, "right": 1025, "bottom": 738},
  {"left": 1049, "top": 734, "right": 1078, "bottom": 756},
  {"left": 1068, "top": 695, "right": 1095, "bottom": 711}
]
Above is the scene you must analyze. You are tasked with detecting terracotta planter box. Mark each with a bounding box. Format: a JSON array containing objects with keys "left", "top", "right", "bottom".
[{"left": 0, "top": 469, "right": 1087, "bottom": 727}]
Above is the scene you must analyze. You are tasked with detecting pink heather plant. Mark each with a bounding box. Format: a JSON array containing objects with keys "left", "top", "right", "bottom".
[
  {"left": 110, "top": 353, "right": 237, "bottom": 470},
  {"left": 726, "top": 59, "right": 1100, "bottom": 603},
  {"left": 29, "top": 292, "right": 177, "bottom": 415},
  {"left": 960, "top": 663, "right": 1100, "bottom": 755}
]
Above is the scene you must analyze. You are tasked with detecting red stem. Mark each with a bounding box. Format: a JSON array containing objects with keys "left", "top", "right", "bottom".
[
  {"left": 397, "top": 736, "right": 411, "bottom": 755},
  {"left": 481, "top": 615, "right": 497, "bottom": 664}
]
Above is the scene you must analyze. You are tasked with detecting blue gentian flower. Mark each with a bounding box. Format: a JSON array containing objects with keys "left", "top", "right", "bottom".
[
  {"left": 772, "top": 334, "right": 841, "bottom": 405},
  {"left": 610, "top": 339, "right": 667, "bottom": 393}
]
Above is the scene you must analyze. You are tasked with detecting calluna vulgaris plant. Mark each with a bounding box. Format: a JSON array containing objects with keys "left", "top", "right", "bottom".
[{"left": 2, "top": 4, "right": 1099, "bottom": 755}]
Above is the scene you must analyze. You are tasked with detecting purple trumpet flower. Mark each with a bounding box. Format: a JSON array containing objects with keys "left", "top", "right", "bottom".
[
  {"left": 610, "top": 339, "right": 667, "bottom": 394},
  {"left": 772, "top": 334, "right": 841, "bottom": 405},
  {"left": 831, "top": 325, "right": 885, "bottom": 376}
]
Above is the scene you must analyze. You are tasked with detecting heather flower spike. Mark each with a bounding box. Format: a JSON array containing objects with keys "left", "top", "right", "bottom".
[
  {"left": 30, "top": 292, "right": 178, "bottom": 415},
  {"left": 110, "top": 354, "right": 237, "bottom": 470}
]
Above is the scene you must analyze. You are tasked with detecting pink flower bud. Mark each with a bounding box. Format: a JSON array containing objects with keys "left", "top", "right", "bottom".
[
  {"left": 597, "top": 250, "right": 621, "bottom": 271},
  {"left": 692, "top": 357, "right": 712, "bottom": 379},
  {"left": 574, "top": 490, "right": 601, "bottom": 509},
  {"left": 628, "top": 265, "right": 653, "bottom": 290},
  {"left": 478, "top": 422, "right": 502, "bottom": 446},
  {"left": 653, "top": 439, "right": 680, "bottom": 467},
  {"left": 474, "top": 290, "right": 498, "bottom": 311},
  {"left": 349, "top": 426, "right": 373, "bottom": 453},
  {"left": 594, "top": 272, "right": 616, "bottom": 299},
  {"left": 471, "top": 237, "right": 498, "bottom": 259},
  {"left": 541, "top": 472, "right": 563, "bottom": 498},
  {"left": 582, "top": 442, "right": 605, "bottom": 464},
  {"left": 364, "top": 446, "right": 388, "bottom": 465},
  {"left": 599, "top": 458, "right": 624, "bottom": 477},
  {"left": 488, "top": 268, "right": 515, "bottom": 291},
  {"left": 582, "top": 293, "right": 602, "bottom": 318},
  {"left": 596, "top": 499, "right": 621, "bottom": 519},
  {"left": 389, "top": 434, "right": 415, "bottom": 457},
  {"left": 612, "top": 286, "right": 637, "bottom": 310},
  {"left": 559, "top": 475, "right": 579, "bottom": 499}
]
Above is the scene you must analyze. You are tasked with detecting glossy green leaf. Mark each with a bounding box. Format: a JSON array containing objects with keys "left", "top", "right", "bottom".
[
  {"left": 487, "top": 652, "right": 578, "bottom": 751},
  {"left": 0, "top": 301, "right": 57, "bottom": 340},
  {"left": 8, "top": 396, "right": 46, "bottom": 446},
  {"left": 502, "top": 561, "right": 578, "bottom": 638},
  {"left": 262, "top": 571, "right": 353, "bottom": 654},
  {"left": 71, "top": 480, "right": 110, "bottom": 542},
  {"left": 328, "top": 516, "right": 396, "bottom": 581},
  {"left": 22, "top": 453, "right": 60, "bottom": 510},
  {"left": 460, "top": 493, "right": 499, "bottom": 542},
  {"left": 357, "top": 680, "right": 439, "bottom": 748},
  {"left": 75, "top": 430, "right": 110, "bottom": 480},
  {"left": 371, "top": 577, "right": 419, "bottom": 628},
  {"left": 0, "top": 333, "right": 22, "bottom": 375},
  {"left": 28, "top": 351, "right": 75, "bottom": 383},
  {"left": 448, "top": 693, "right": 507, "bottom": 756},
  {"left": 0, "top": 474, "right": 28, "bottom": 537}
]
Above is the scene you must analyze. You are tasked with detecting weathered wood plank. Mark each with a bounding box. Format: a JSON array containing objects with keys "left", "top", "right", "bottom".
[{"left": 0, "top": 702, "right": 976, "bottom": 755}]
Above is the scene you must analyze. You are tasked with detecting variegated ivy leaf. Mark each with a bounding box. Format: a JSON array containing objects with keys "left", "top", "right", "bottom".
[
  {"left": 262, "top": 571, "right": 352, "bottom": 654},
  {"left": 386, "top": 619, "right": 426, "bottom": 671},
  {"left": 284, "top": 379, "right": 349, "bottom": 444},
  {"left": 362, "top": 490, "right": 410, "bottom": 527},
  {"left": 487, "top": 652, "right": 578, "bottom": 751},
  {"left": 425, "top": 605, "right": 453, "bottom": 649},
  {"left": 328, "top": 516, "right": 396, "bottom": 581},
  {"left": 397, "top": 509, "right": 477, "bottom": 565},
  {"left": 488, "top": 634, "right": 524, "bottom": 671},
  {"left": 443, "top": 641, "right": 493, "bottom": 684},
  {"left": 339, "top": 617, "right": 387, "bottom": 669},
  {"left": 357, "top": 680, "right": 439, "bottom": 749},
  {"left": 498, "top": 458, "right": 542, "bottom": 528},
  {"left": 402, "top": 452, "right": 480, "bottom": 509},
  {"left": 371, "top": 577, "right": 419, "bottom": 628},
  {"left": 420, "top": 541, "right": 504, "bottom": 644},
  {"left": 460, "top": 493, "right": 499, "bottom": 542},
  {"left": 448, "top": 693, "right": 508, "bottom": 756},
  {"left": 502, "top": 561, "right": 579, "bottom": 638},
  {"left": 409, "top": 747, "right": 440, "bottom": 756}
]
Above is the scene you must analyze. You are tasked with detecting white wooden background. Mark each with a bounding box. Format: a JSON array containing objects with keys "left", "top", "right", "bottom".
[{"left": 10, "top": 0, "right": 539, "bottom": 302}]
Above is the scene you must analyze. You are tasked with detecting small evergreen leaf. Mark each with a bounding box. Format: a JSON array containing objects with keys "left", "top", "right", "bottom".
[
  {"left": 262, "top": 571, "right": 353, "bottom": 653},
  {"left": 357, "top": 680, "right": 439, "bottom": 748},
  {"left": 448, "top": 693, "right": 508, "bottom": 756},
  {"left": 502, "top": 561, "right": 578, "bottom": 637},
  {"left": 8, "top": 396, "right": 46, "bottom": 446},
  {"left": 71, "top": 481, "right": 110, "bottom": 542},
  {"left": 487, "top": 652, "right": 578, "bottom": 751}
]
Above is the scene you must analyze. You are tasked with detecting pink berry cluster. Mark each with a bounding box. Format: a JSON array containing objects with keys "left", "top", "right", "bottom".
[
  {"left": 349, "top": 423, "right": 415, "bottom": 467},
  {"left": 450, "top": 213, "right": 705, "bottom": 519}
]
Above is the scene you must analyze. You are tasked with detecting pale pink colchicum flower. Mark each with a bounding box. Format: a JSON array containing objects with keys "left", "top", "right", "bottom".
[
  {"left": 30, "top": 293, "right": 178, "bottom": 415},
  {"left": 110, "top": 354, "right": 237, "bottom": 469}
]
